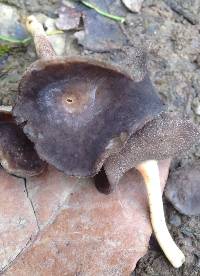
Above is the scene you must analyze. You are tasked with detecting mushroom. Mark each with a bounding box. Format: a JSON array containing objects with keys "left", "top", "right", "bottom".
[
  {"left": 0, "top": 106, "right": 46, "bottom": 177},
  {"left": 13, "top": 16, "right": 164, "bottom": 177},
  {"left": 13, "top": 16, "right": 200, "bottom": 268},
  {"left": 104, "top": 112, "right": 199, "bottom": 268}
]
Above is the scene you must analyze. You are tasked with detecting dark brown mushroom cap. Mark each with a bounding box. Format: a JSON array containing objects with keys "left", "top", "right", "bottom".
[
  {"left": 0, "top": 112, "right": 46, "bottom": 177},
  {"left": 14, "top": 57, "right": 164, "bottom": 177},
  {"left": 104, "top": 112, "right": 200, "bottom": 188}
]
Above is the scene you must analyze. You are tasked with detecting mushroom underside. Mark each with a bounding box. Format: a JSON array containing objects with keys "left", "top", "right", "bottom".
[{"left": 14, "top": 57, "right": 164, "bottom": 177}]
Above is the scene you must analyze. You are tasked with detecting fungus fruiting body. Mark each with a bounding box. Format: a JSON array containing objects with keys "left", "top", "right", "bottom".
[
  {"left": 12, "top": 15, "right": 200, "bottom": 268},
  {"left": 0, "top": 107, "right": 46, "bottom": 177},
  {"left": 14, "top": 57, "right": 164, "bottom": 177}
]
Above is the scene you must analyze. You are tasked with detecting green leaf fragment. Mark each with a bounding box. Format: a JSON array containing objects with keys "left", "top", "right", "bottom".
[
  {"left": 0, "top": 35, "right": 32, "bottom": 45},
  {"left": 0, "top": 44, "right": 11, "bottom": 57},
  {"left": 73, "top": 0, "right": 126, "bottom": 23}
]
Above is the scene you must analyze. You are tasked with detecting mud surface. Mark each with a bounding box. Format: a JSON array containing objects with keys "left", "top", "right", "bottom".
[{"left": 0, "top": 0, "right": 200, "bottom": 275}]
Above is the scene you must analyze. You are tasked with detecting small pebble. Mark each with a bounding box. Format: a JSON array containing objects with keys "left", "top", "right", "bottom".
[
  {"left": 169, "top": 213, "right": 181, "bottom": 227},
  {"left": 121, "top": 0, "right": 144, "bottom": 13},
  {"left": 165, "top": 163, "right": 200, "bottom": 216},
  {"left": 192, "top": 97, "right": 200, "bottom": 116},
  {"left": 0, "top": 3, "right": 28, "bottom": 40}
]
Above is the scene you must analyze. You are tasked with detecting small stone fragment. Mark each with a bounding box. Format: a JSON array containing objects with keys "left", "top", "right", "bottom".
[
  {"left": 0, "top": 4, "right": 28, "bottom": 40},
  {"left": 192, "top": 97, "right": 200, "bottom": 116},
  {"left": 73, "top": 0, "right": 127, "bottom": 52},
  {"left": 55, "top": 0, "right": 127, "bottom": 52},
  {"left": 165, "top": 163, "right": 200, "bottom": 216},
  {"left": 76, "top": 10, "right": 127, "bottom": 51},
  {"left": 169, "top": 213, "right": 182, "bottom": 227},
  {"left": 56, "top": 5, "right": 81, "bottom": 31},
  {"left": 121, "top": 0, "right": 144, "bottom": 13}
]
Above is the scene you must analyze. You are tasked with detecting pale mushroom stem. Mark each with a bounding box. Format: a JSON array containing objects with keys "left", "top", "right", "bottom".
[
  {"left": 26, "top": 15, "right": 56, "bottom": 59},
  {"left": 136, "top": 160, "right": 185, "bottom": 268}
]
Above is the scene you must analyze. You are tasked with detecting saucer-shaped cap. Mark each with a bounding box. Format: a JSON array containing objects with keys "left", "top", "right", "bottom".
[
  {"left": 0, "top": 110, "right": 46, "bottom": 177},
  {"left": 14, "top": 57, "right": 164, "bottom": 176}
]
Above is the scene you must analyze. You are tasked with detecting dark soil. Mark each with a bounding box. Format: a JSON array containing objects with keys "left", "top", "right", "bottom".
[{"left": 0, "top": 0, "right": 200, "bottom": 275}]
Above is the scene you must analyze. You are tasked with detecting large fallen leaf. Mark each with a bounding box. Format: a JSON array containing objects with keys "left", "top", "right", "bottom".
[
  {"left": 2, "top": 160, "right": 170, "bottom": 275},
  {"left": 0, "top": 171, "right": 38, "bottom": 271}
]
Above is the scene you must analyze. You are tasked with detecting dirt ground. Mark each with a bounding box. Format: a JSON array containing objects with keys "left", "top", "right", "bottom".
[{"left": 0, "top": 0, "right": 200, "bottom": 275}]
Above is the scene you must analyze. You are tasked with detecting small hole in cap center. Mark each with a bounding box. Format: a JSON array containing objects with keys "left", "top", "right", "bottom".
[{"left": 66, "top": 98, "right": 73, "bottom": 103}]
